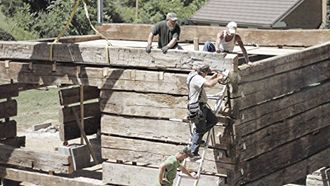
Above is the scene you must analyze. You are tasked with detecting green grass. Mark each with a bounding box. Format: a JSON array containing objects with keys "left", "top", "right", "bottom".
[
  {"left": 13, "top": 88, "right": 60, "bottom": 132},
  {"left": 0, "top": 10, "right": 39, "bottom": 40}
]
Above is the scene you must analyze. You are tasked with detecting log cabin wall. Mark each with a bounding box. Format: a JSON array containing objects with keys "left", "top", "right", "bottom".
[{"left": 231, "top": 41, "right": 330, "bottom": 185}]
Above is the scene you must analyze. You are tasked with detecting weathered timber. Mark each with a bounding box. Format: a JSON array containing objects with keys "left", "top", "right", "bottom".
[
  {"left": 0, "top": 136, "right": 25, "bottom": 148},
  {"left": 237, "top": 41, "right": 330, "bottom": 83},
  {"left": 37, "top": 34, "right": 102, "bottom": 43},
  {"left": 101, "top": 114, "right": 225, "bottom": 146},
  {"left": 102, "top": 162, "right": 225, "bottom": 186},
  {"left": 240, "top": 147, "right": 330, "bottom": 186},
  {"left": 0, "top": 144, "right": 73, "bottom": 174},
  {"left": 243, "top": 124, "right": 330, "bottom": 182},
  {"left": 0, "top": 120, "right": 17, "bottom": 139},
  {"left": 60, "top": 116, "right": 100, "bottom": 141},
  {"left": 0, "top": 41, "right": 236, "bottom": 71},
  {"left": 0, "top": 84, "right": 18, "bottom": 99},
  {"left": 0, "top": 166, "right": 104, "bottom": 186},
  {"left": 0, "top": 100, "right": 17, "bottom": 119},
  {"left": 96, "top": 23, "right": 330, "bottom": 46},
  {"left": 59, "top": 86, "right": 99, "bottom": 105},
  {"left": 101, "top": 135, "right": 231, "bottom": 174},
  {"left": 236, "top": 59, "right": 330, "bottom": 109},
  {"left": 237, "top": 80, "right": 330, "bottom": 129},
  {"left": 59, "top": 102, "right": 100, "bottom": 123},
  {"left": 240, "top": 102, "right": 330, "bottom": 160},
  {"left": 100, "top": 91, "right": 187, "bottom": 119}
]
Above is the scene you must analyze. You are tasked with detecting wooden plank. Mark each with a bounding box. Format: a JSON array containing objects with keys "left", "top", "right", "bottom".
[
  {"left": 101, "top": 114, "right": 225, "bottom": 146},
  {"left": 0, "top": 166, "right": 104, "bottom": 186},
  {"left": 59, "top": 116, "right": 100, "bottom": 141},
  {"left": 237, "top": 59, "right": 330, "bottom": 109},
  {"left": 59, "top": 86, "right": 99, "bottom": 105},
  {"left": 236, "top": 81, "right": 330, "bottom": 136},
  {"left": 242, "top": 124, "right": 330, "bottom": 182},
  {"left": 0, "top": 41, "right": 236, "bottom": 71},
  {"left": 100, "top": 91, "right": 187, "bottom": 119},
  {"left": 59, "top": 102, "right": 100, "bottom": 123},
  {"left": 101, "top": 135, "right": 231, "bottom": 174},
  {"left": 102, "top": 161, "right": 225, "bottom": 186},
  {"left": 0, "top": 136, "right": 25, "bottom": 148},
  {"left": 0, "top": 100, "right": 17, "bottom": 119},
  {"left": 37, "top": 34, "right": 102, "bottom": 43},
  {"left": 237, "top": 41, "right": 330, "bottom": 83},
  {"left": 240, "top": 103, "right": 330, "bottom": 160},
  {"left": 96, "top": 23, "right": 330, "bottom": 46},
  {"left": 0, "top": 84, "right": 18, "bottom": 99},
  {"left": 0, "top": 144, "right": 73, "bottom": 174},
  {"left": 240, "top": 147, "right": 330, "bottom": 186},
  {"left": 0, "top": 120, "right": 17, "bottom": 139}
]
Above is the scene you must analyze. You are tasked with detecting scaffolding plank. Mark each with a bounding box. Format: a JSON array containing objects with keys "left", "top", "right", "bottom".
[
  {"left": 0, "top": 136, "right": 25, "bottom": 148},
  {"left": 0, "top": 120, "right": 17, "bottom": 139},
  {"left": 59, "top": 86, "right": 99, "bottom": 106},
  {"left": 0, "top": 84, "right": 18, "bottom": 99},
  {"left": 0, "top": 100, "right": 17, "bottom": 119}
]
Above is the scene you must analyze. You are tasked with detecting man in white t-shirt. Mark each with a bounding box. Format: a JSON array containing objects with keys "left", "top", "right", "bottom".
[{"left": 186, "top": 65, "right": 224, "bottom": 159}]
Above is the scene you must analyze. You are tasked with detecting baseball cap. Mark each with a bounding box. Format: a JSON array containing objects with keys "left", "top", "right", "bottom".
[
  {"left": 197, "top": 64, "right": 212, "bottom": 74},
  {"left": 227, "top": 21, "right": 237, "bottom": 34},
  {"left": 166, "top": 12, "right": 178, "bottom": 21}
]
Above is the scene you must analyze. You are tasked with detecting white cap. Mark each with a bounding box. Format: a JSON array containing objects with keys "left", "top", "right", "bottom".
[
  {"left": 166, "top": 12, "right": 178, "bottom": 21},
  {"left": 227, "top": 21, "right": 237, "bottom": 34}
]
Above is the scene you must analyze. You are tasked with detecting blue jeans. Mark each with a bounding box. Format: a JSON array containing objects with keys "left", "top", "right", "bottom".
[
  {"left": 190, "top": 105, "right": 218, "bottom": 155},
  {"left": 203, "top": 41, "right": 216, "bottom": 52}
]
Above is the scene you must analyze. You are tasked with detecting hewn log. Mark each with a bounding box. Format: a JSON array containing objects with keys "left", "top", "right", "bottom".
[
  {"left": 102, "top": 162, "right": 226, "bottom": 186},
  {"left": 243, "top": 124, "right": 330, "bottom": 182},
  {"left": 0, "top": 41, "right": 236, "bottom": 71},
  {"left": 236, "top": 81, "right": 330, "bottom": 136},
  {"left": 59, "top": 86, "right": 99, "bottom": 106},
  {"left": 101, "top": 135, "right": 231, "bottom": 174},
  {"left": 0, "top": 144, "right": 73, "bottom": 174},
  {"left": 0, "top": 100, "right": 17, "bottom": 119},
  {"left": 37, "top": 35, "right": 102, "bottom": 43},
  {"left": 0, "top": 166, "right": 104, "bottom": 186},
  {"left": 240, "top": 103, "right": 330, "bottom": 160},
  {"left": 101, "top": 114, "right": 225, "bottom": 146},
  {"left": 0, "top": 120, "right": 17, "bottom": 139},
  {"left": 0, "top": 84, "right": 18, "bottom": 99},
  {"left": 59, "top": 116, "right": 100, "bottom": 141},
  {"left": 100, "top": 91, "right": 187, "bottom": 119},
  {"left": 96, "top": 23, "right": 330, "bottom": 46},
  {"left": 236, "top": 59, "right": 330, "bottom": 110}
]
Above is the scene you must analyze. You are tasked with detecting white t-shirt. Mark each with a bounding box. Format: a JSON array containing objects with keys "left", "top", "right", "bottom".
[
  {"left": 219, "top": 30, "right": 235, "bottom": 52},
  {"left": 187, "top": 71, "right": 207, "bottom": 104}
]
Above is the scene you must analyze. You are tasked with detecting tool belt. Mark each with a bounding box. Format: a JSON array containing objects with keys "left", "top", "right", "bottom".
[{"left": 187, "top": 102, "right": 205, "bottom": 119}]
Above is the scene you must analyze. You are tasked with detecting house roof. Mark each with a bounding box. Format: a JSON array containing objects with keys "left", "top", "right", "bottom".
[{"left": 190, "top": 0, "right": 304, "bottom": 27}]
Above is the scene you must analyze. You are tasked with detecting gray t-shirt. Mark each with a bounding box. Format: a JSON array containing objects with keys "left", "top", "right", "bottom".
[
  {"left": 187, "top": 71, "right": 207, "bottom": 104},
  {"left": 152, "top": 20, "right": 180, "bottom": 49}
]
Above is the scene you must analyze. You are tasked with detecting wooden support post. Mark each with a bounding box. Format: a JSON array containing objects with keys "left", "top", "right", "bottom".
[
  {"left": 71, "top": 108, "right": 98, "bottom": 164},
  {"left": 193, "top": 37, "right": 199, "bottom": 51},
  {"left": 80, "top": 85, "right": 84, "bottom": 144}
]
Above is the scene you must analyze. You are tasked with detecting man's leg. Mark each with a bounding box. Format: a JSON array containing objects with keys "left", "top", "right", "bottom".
[
  {"left": 204, "top": 106, "right": 218, "bottom": 131},
  {"left": 190, "top": 110, "right": 207, "bottom": 155},
  {"left": 203, "top": 41, "right": 216, "bottom": 52}
]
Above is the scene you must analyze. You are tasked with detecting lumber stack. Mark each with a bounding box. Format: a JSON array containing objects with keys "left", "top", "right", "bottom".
[{"left": 231, "top": 41, "right": 330, "bottom": 185}]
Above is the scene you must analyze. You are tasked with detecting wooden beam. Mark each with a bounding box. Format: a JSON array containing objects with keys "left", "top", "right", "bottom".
[
  {"left": 101, "top": 135, "right": 231, "bottom": 174},
  {"left": 0, "top": 144, "right": 73, "bottom": 174},
  {"left": 59, "top": 116, "right": 100, "bottom": 141},
  {"left": 100, "top": 91, "right": 187, "bottom": 119},
  {"left": 0, "top": 84, "right": 18, "bottom": 99},
  {"left": 0, "top": 166, "right": 104, "bottom": 186},
  {"left": 102, "top": 161, "right": 226, "bottom": 186},
  {"left": 59, "top": 86, "right": 99, "bottom": 106},
  {"left": 96, "top": 23, "right": 330, "bottom": 46},
  {"left": 0, "top": 100, "right": 17, "bottom": 119},
  {"left": 101, "top": 114, "right": 225, "bottom": 146},
  {"left": 0, "top": 41, "right": 236, "bottom": 71},
  {"left": 37, "top": 35, "right": 102, "bottom": 43},
  {"left": 0, "top": 136, "right": 25, "bottom": 148},
  {"left": 59, "top": 102, "right": 100, "bottom": 123},
  {"left": 236, "top": 82, "right": 330, "bottom": 137},
  {"left": 242, "top": 124, "right": 330, "bottom": 182},
  {"left": 0, "top": 120, "right": 17, "bottom": 139}
]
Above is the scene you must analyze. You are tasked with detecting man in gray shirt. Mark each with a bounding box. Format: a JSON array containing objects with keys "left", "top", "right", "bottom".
[{"left": 187, "top": 65, "right": 224, "bottom": 158}]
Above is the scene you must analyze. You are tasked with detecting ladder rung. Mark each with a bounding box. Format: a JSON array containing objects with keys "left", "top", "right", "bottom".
[{"left": 177, "top": 173, "right": 196, "bottom": 179}]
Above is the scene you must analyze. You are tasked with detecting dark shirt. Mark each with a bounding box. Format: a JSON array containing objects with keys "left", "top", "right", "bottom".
[{"left": 152, "top": 20, "right": 180, "bottom": 49}]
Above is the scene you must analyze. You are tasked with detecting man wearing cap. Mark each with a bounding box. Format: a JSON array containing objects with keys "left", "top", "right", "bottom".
[
  {"left": 203, "top": 21, "right": 250, "bottom": 64},
  {"left": 156, "top": 147, "right": 197, "bottom": 186},
  {"left": 146, "top": 12, "right": 181, "bottom": 54},
  {"left": 187, "top": 65, "right": 224, "bottom": 159}
]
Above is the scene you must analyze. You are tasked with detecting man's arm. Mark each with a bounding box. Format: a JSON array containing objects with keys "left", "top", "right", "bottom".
[
  {"left": 158, "top": 163, "right": 167, "bottom": 185},
  {"left": 179, "top": 165, "right": 198, "bottom": 179},
  {"left": 236, "top": 35, "right": 250, "bottom": 64},
  {"left": 203, "top": 73, "right": 223, "bottom": 87},
  {"left": 215, "top": 31, "right": 223, "bottom": 53},
  {"left": 146, "top": 32, "right": 154, "bottom": 53}
]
